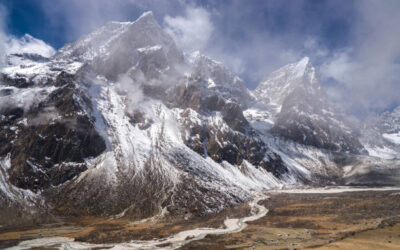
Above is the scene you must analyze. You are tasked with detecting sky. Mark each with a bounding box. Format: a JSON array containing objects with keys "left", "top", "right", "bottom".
[{"left": 1, "top": 0, "right": 400, "bottom": 117}]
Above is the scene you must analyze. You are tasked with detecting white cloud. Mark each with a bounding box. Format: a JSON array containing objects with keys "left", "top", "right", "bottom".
[
  {"left": 319, "top": 0, "right": 400, "bottom": 114},
  {"left": 116, "top": 73, "right": 144, "bottom": 114},
  {"left": 0, "top": 34, "right": 6, "bottom": 69},
  {"left": 163, "top": 6, "right": 213, "bottom": 52},
  {"left": 0, "top": 4, "right": 7, "bottom": 69},
  {"left": 2, "top": 0, "right": 399, "bottom": 116},
  {"left": 320, "top": 50, "right": 355, "bottom": 83}
]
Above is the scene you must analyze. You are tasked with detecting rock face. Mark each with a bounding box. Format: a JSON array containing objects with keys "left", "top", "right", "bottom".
[
  {"left": 0, "top": 75, "right": 106, "bottom": 191},
  {"left": 253, "top": 57, "right": 364, "bottom": 154},
  {"left": 0, "top": 11, "right": 399, "bottom": 226},
  {"left": 190, "top": 53, "right": 255, "bottom": 108}
]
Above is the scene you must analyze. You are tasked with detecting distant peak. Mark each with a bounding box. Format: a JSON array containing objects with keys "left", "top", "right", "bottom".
[
  {"left": 295, "top": 56, "right": 310, "bottom": 69},
  {"left": 289, "top": 56, "right": 313, "bottom": 78},
  {"left": 136, "top": 11, "right": 156, "bottom": 22},
  {"left": 104, "top": 12, "right": 157, "bottom": 29},
  {"left": 21, "top": 34, "right": 34, "bottom": 40},
  {"left": 298, "top": 56, "right": 310, "bottom": 64},
  {"left": 393, "top": 106, "right": 400, "bottom": 113},
  {"left": 6, "top": 34, "right": 56, "bottom": 58}
]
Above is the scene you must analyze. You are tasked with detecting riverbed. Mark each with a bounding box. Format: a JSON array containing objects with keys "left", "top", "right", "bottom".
[
  {"left": 10, "top": 192, "right": 269, "bottom": 250},
  {"left": 7, "top": 186, "right": 400, "bottom": 249}
]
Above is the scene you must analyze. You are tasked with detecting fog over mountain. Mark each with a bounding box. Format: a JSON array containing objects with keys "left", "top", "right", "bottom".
[
  {"left": 0, "top": 2, "right": 400, "bottom": 245},
  {"left": 2, "top": 0, "right": 400, "bottom": 116}
]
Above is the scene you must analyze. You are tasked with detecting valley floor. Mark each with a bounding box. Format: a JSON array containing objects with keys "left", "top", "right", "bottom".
[
  {"left": 183, "top": 187, "right": 400, "bottom": 249},
  {"left": 1, "top": 187, "right": 400, "bottom": 249}
]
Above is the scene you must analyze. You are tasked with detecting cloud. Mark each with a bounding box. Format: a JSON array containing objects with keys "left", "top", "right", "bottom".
[
  {"left": 164, "top": 6, "right": 213, "bottom": 53},
  {"left": 0, "top": 4, "right": 7, "bottom": 69},
  {"left": 116, "top": 73, "right": 144, "bottom": 114},
  {"left": 4, "top": 0, "right": 400, "bottom": 117},
  {"left": 39, "top": 0, "right": 187, "bottom": 44},
  {"left": 29, "top": 106, "right": 60, "bottom": 126},
  {"left": 320, "top": 50, "right": 355, "bottom": 83},
  {"left": 319, "top": 0, "right": 400, "bottom": 115},
  {"left": 204, "top": 30, "right": 302, "bottom": 88}
]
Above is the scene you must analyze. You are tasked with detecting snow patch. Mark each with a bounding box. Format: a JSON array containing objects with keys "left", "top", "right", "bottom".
[
  {"left": 383, "top": 132, "right": 400, "bottom": 145},
  {"left": 6, "top": 34, "right": 55, "bottom": 58}
]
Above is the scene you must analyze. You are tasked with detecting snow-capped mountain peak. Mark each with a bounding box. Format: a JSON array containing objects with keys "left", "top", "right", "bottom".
[
  {"left": 189, "top": 52, "right": 254, "bottom": 107},
  {"left": 5, "top": 34, "right": 56, "bottom": 58},
  {"left": 246, "top": 56, "right": 363, "bottom": 153},
  {"left": 292, "top": 56, "right": 310, "bottom": 76},
  {"left": 56, "top": 10, "right": 180, "bottom": 62},
  {"left": 136, "top": 11, "right": 156, "bottom": 23},
  {"left": 254, "top": 56, "right": 317, "bottom": 106}
]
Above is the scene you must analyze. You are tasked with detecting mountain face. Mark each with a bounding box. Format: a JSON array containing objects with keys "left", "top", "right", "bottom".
[
  {"left": 361, "top": 107, "right": 400, "bottom": 159},
  {"left": 56, "top": 12, "right": 184, "bottom": 81},
  {"left": 0, "top": 12, "right": 399, "bottom": 226},
  {"left": 6, "top": 34, "right": 55, "bottom": 59},
  {"left": 251, "top": 57, "right": 364, "bottom": 154}
]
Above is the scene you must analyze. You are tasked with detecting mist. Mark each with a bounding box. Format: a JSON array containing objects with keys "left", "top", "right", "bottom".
[
  {"left": 2, "top": 0, "right": 400, "bottom": 118},
  {"left": 320, "top": 0, "right": 400, "bottom": 116},
  {"left": 116, "top": 73, "right": 145, "bottom": 114},
  {"left": 164, "top": 6, "right": 213, "bottom": 53},
  {"left": 0, "top": 4, "right": 7, "bottom": 70}
]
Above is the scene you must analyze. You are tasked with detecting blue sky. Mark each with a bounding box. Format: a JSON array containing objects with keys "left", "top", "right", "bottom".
[
  {"left": 1, "top": 0, "right": 400, "bottom": 116},
  {"left": 3, "top": 0, "right": 354, "bottom": 49},
  {"left": 3, "top": 1, "right": 355, "bottom": 60}
]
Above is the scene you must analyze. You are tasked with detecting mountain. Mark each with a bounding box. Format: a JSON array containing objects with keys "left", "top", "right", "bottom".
[
  {"left": 6, "top": 34, "right": 56, "bottom": 58},
  {"left": 0, "top": 12, "right": 286, "bottom": 226},
  {"left": 361, "top": 106, "right": 400, "bottom": 159},
  {"left": 55, "top": 12, "right": 183, "bottom": 81},
  {"left": 0, "top": 11, "right": 399, "bottom": 227},
  {"left": 249, "top": 57, "right": 364, "bottom": 154}
]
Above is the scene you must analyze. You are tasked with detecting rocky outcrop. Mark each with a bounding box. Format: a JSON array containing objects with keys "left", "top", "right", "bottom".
[{"left": 0, "top": 74, "right": 106, "bottom": 192}]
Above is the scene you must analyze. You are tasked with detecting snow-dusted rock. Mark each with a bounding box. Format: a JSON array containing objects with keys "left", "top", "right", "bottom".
[
  {"left": 362, "top": 106, "right": 400, "bottom": 159},
  {"left": 0, "top": 11, "right": 399, "bottom": 226},
  {"left": 250, "top": 57, "right": 364, "bottom": 154}
]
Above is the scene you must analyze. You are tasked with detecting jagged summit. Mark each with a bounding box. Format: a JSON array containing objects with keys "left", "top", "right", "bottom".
[
  {"left": 5, "top": 34, "right": 55, "bottom": 58},
  {"left": 137, "top": 11, "right": 155, "bottom": 21},
  {"left": 106, "top": 11, "right": 157, "bottom": 30},
  {"left": 56, "top": 11, "right": 177, "bottom": 59},
  {"left": 247, "top": 56, "right": 363, "bottom": 153},
  {"left": 296, "top": 56, "right": 311, "bottom": 72},
  {"left": 188, "top": 52, "right": 254, "bottom": 108},
  {"left": 55, "top": 11, "right": 183, "bottom": 80},
  {"left": 254, "top": 56, "right": 317, "bottom": 105}
]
